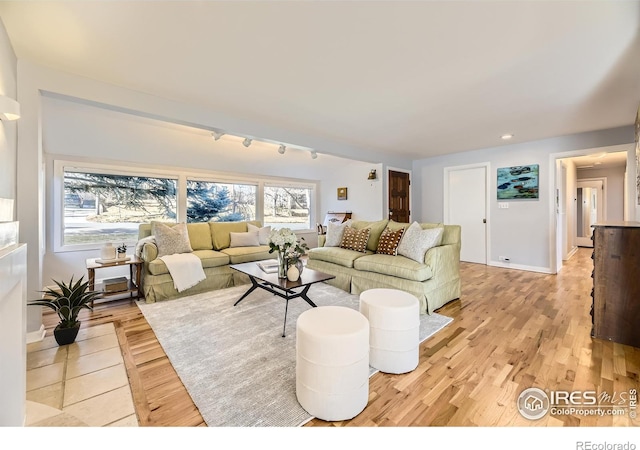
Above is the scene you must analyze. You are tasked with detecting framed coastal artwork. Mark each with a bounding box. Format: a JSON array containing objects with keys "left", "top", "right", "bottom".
[{"left": 497, "top": 165, "right": 540, "bottom": 199}]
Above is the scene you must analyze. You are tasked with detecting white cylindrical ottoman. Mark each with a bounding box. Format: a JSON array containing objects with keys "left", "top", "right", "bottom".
[
  {"left": 359, "top": 288, "right": 420, "bottom": 374},
  {"left": 296, "top": 306, "right": 369, "bottom": 422}
]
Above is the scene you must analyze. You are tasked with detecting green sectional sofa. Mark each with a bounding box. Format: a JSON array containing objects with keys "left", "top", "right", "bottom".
[
  {"left": 137, "top": 221, "right": 273, "bottom": 302},
  {"left": 306, "top": 219, "right": 461, "bottom": 314}
]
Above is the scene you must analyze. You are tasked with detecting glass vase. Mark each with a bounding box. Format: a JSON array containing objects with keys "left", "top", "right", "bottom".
[{"left": 277, "top": 251, "right": 287, "bottom": 279}]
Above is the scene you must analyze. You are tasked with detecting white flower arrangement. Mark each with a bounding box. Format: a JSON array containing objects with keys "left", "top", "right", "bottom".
[{"left": 268, "top": 228, "right": 308, "bottom": 261}]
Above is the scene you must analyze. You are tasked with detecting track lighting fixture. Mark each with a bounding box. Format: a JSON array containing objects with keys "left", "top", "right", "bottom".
[
  {"left": 211, "top": 131, "right": 224, "bottom": 141},
  {"left": 243, "top": 138, "right": 252, "bottom": 148},
  {"left": 310, "top": 150, "right": 318, "bottom": 160},
  {"left": 278, "top": 145, "right": 286, "bottom": 155}
]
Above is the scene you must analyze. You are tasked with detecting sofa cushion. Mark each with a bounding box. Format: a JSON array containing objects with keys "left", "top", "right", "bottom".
[
  {"left": 209, "top": 222, "right": 249, "bottom": 250},
  {"left": 148, "top": 249, "right": 229, "bottom": 275},
  {"left": 220, "top": 246, "right": 272, "bottom": 264},
  {"left": 340, "top": 226, "right": 370, "bottom": 252},
  {"left": 376, "top": 228, "right": 404, "bottom": 256},
  {"left": 153, "top": 222, "right": 193, "bottom": 257},
  {"left": 353, "top": 254, "right": 433, "bottom": 282},
  {"left": 308, "top": 246, "right": 372, "bottom": 268},
  {"left": 397, "top": 222, "right": 444, "bottom": 263},
  {"left": 229, "top": 231, "right": 260, "bottom": 247},
  {"left": 350, "top": 219, "right": 389, "bottom": 251},
  {"left": 385, "top": 220, "right": 410, "bottom": 232},
  {"left": 187, "top": 223, "right": 213, "bottom": 250}
]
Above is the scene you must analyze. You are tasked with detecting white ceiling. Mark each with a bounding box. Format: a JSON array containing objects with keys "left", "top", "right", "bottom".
[
  {"left": 564, "top": 150, "right": 629, "bottom": 170},
  {"left": 1, "top": 1, "right": 639, "bottom": 161}
]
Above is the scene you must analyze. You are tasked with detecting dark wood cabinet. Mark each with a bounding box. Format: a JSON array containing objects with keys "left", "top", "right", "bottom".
[{"left": 591, "top": 222, "right": 640, "bottom": 348}]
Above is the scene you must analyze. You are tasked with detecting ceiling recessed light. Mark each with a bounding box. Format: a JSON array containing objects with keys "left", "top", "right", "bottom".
[{"left": 501, "top": 134, "right": 514, "bottom": 140}]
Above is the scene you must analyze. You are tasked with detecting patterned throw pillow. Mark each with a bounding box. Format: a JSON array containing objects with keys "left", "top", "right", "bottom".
[
  {"left": 396, "top": 222, "right": 444, "bottom": 263},
  {"left": 340, "top": 227, "right": 371, "bottom": 253},
  {"left": 152, "top": 222, "right": 193, "bottom": 258},
  {"left": 376, "top": 228, "right": 405, "bottom": 256}
]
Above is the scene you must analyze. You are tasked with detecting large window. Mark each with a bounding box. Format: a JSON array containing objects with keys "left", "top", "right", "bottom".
[
  {"left": 56, "top": 161, "right": 316, "bottom": 251},
  {"left": 62, "top": 169, "right": 177, "bottom": 246},
  {"left": 187, "top": 180, "right": 256, "bottom": 223},
  {"left": 264, "top": 185, "right": 311, "bottom": 230}
]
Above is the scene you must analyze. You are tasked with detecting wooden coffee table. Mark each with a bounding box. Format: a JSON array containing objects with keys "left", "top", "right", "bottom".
[{"left": 230, "top": 262, "right": 336, "bottom": 337}]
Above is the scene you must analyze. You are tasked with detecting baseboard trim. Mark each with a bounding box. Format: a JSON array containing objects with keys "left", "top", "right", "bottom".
[
  {"left": 488, "top": 261, "right": 554, "bottom": 274},
  {"left": 26, "top": 324, "right": 46, "bottom": 344},
  {"left": 564, "top": 246, "right": 579, "bottom": 261}
]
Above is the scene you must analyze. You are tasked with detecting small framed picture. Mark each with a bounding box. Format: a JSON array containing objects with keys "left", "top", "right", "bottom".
[{"left": 337, "top": 187, "right": 348, "bottom": 200}]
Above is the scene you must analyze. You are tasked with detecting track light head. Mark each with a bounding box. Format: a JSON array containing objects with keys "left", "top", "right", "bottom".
[
  {"left": 278, "top": 145, "right": 286, "bottom": 155},
  {"left": 310, "top": 150, "right": 318, "bottom": 160},
  {"left": 242, "top": 138, "right": 252, "bottom": 148},
  {"left": 211, "top": 131, "right": 224, "bottom": 141}
]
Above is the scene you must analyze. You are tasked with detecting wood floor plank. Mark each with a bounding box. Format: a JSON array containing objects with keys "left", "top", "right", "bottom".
[{"left": 38, "top": 247, "right": 640, "bottom": 427}]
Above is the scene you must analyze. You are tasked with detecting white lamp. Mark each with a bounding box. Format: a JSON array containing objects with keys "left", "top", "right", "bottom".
[{"left": 0, "top": 95, "right": 20, "bottom": 121}]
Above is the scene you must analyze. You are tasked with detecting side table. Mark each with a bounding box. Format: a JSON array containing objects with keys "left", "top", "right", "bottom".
[{"left": 86, "top": 255, "right": 143, "bottom": 306}]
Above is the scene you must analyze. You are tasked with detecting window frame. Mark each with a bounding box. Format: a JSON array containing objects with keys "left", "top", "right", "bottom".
[
  {"left": 262, "top": 182, "right": 315, "bottom": 231},
  {"left": 53, "top": 160, "right": 180, "bottom": 253},
  {"left": 53, "top": 159, "right": 318, "bottom": 253}
]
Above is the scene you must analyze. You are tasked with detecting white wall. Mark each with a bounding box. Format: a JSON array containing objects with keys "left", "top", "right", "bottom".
[
  {"left": 578, "top": 165, "right": 626, "bottom": 222},
  {"left": 0, "top": 18, "right": 17, "bottom": 202},
  {"left": 412, "top": 127, "right": 634, "bottom": 273},
  {"left": 39, "top": 88, "right": 384, "bottom": 284}
]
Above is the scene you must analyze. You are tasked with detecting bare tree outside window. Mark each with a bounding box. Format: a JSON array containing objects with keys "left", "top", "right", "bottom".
[{"left": 264, "top": 186, "right": 311, "bottom": 230}]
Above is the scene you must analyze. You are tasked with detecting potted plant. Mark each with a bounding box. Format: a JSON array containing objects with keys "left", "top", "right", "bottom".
[
  {"left": 28, "top": 276, "right": 100, "bottom": 346},
  {"left": 117, "top": 243, "right": 127, "bottom": 259}
]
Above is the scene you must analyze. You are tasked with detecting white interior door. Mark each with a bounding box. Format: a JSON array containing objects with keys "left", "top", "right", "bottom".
[
  {"left": 576, "top": 180, "right": 603, "bottom": 247},
  {"left": 445, "top": 165, "right": 487, "bottom": 264}
]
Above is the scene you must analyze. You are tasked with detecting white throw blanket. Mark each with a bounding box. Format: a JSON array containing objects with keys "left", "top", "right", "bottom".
[
  {"left": 135, "top": 235, "right": 156, "bottom": 258},
  {"left": 160, "top": 253, "right": 206, "bottom": 293}
]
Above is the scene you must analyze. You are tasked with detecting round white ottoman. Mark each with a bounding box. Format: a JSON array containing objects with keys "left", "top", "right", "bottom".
[
  {"left": 296, "top": 306, "right": 369, "bottom": 422},
  {"left": 359, "top": 288, "right": 420, "bottom": 374}
]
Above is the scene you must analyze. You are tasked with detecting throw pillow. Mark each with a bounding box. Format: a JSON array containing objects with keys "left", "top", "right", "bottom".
[
  {"left": 340, "top": 226, "right": 371, "bottom": 253},
  {"left": 247, "top": 223, "right": 272, "bottom": 245},
  {"left": 325, "top": 220, "right": 352, "bottom": 247},
  {"left": 229, "top": 231, "right": 260, "bottom": 247},
  {"left": 396, "top": 222, "right": 444, "bottom": 263},
  {"left": 376, "top": 228, "right": 405, "bottom": 256},
  {"left": 152, "top": 222, "right": 193, "bottom": 258},
  {"left": 350, "top": 219, "right": 389, "bottom": 251}
]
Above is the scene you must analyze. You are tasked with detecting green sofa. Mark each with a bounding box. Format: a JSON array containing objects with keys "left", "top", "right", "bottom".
[
  {"left": 137, "top": 221, "right": 273, "bottom": 303},
  {"left": 306, "top": 219, "right": 461, "bottom": 314}
]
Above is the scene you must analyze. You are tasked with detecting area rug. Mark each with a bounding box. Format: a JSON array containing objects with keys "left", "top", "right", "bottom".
[{"left": 137, "top": 283, "right": 453, "bottom": 427}]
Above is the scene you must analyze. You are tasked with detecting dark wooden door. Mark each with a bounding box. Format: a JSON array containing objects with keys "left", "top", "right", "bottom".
[{"left": 388, "top": 170, "right": 410, "bottom": 223}]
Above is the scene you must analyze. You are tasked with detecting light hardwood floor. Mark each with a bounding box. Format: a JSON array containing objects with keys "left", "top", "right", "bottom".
[{"left": 41, "top": 248, "right": 640, "bottom": 427}]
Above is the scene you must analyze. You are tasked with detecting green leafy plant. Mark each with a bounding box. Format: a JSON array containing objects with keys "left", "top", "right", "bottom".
[
  {"left": 28, "top": 276, "right": 99, "bottom": 329},
  {"left": 117, "top": 243, "right": 127, "bottom": 254}
]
